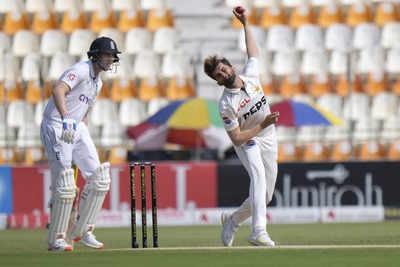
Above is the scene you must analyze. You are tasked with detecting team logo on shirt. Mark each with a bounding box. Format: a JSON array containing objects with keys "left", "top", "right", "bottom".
[
  {"left": 255, "top": 86, "right": 261, "bottom": 92},
  {"left": 222, "top": 117, "right": 231, "bottom": 125},
  {"left": 68, "top": 73, "right": 76, "bottom": 81},
  {"left": 79, "top": 94, "right": 91, "bottom": 105},
  {"left": 246, "top": 140, "right": 255, "bottom": 146},
  {"left": 243, "top": 96, "right": 267, "bottom": 120},
  {"left": 237, "top": 98, "right": 250, "bottom": 112}
]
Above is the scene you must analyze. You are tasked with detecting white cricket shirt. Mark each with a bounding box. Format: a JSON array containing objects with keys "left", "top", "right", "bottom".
[
  {"left": 43, "top": 60, "right": 102, "bottom": 124},
  {"left": 218, "top": 57, "right": 277, "bottom": 150}
]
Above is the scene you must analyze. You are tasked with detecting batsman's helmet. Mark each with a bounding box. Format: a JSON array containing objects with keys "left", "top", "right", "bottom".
[{"left": 87, "top": 37, "right": 121, "bottom": 62}]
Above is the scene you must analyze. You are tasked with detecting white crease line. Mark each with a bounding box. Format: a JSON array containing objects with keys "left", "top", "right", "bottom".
[{"left": 104, "top": 245, "right": 400, "bottom": 251}]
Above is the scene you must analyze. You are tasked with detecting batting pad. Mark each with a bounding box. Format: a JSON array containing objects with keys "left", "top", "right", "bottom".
[
  {"left": 48, "top": 168, "right": 76, "bottom": 246},
  {"left": 72, "top": 162, "right": 111, "bottom": 238}
]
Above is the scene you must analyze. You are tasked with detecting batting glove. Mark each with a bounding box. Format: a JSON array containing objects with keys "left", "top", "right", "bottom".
[{"left": 61, "top": 114, "right": 77, "bottom": 144}]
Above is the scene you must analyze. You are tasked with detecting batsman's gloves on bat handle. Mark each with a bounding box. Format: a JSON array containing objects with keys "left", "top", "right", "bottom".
[{"left": 61, "top": 114, "right": 77, "bottom": 144}]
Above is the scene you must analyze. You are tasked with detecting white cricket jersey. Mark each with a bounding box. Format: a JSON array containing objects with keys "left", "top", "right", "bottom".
[
  {"left": 218, "top": 57, "right": 277, "bottom": 150},
  {"left": 43, "top": 60, "right": 102, "bottom": 124}
]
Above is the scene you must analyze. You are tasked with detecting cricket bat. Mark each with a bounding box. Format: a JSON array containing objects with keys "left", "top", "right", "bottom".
[{"left": 66, "top": 164, "right": 80, "bottom": 248}]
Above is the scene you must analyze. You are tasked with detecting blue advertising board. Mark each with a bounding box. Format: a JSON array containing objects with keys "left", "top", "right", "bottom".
[{"left": 0, "top": 166, "right": 12, "bottom": 214}]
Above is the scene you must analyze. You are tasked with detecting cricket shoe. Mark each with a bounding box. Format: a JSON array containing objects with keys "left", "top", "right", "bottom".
[
  {"left": 48, "top": 238, "right": 73, "bottom": 251},
  {"left": 221, "top": 213, "right": 239, "bottom": 247},
  {"left": 248, "top": 232, "right": 275, "bottom": 247},
  {"left": 73, "top": 231, "right": 104, "bottom": 249}
]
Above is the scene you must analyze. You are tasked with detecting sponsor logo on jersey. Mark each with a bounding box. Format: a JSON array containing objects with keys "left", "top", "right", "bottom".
[
  {"left": 222, "top": 116, "right": 231, "bottom": 125},
  {"left": 237, "top": 98, "right": 250, "bottom": 112},
  {"left": 79, "top": 94, "right": 91, "bottom": 105},
  {"left": 247, "top": 140, "right": 255, "bottom": 146},
  {"left": 243, "top": 96, "right": 267, "bottom": 120},
  {"left": 68, "top": 73, "right": 76, "bottom": 81}
]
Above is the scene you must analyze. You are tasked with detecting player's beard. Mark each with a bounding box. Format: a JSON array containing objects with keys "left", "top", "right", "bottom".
[{"left": 222, "top": 73, "right": 236, "bottom": 88}]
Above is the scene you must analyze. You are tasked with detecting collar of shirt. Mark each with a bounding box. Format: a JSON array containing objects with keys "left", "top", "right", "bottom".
[
  {"left": 223, "top": 75, "right": 248, "bottom": 95},
  {"left": 88, "top": 60, "right": 97, "bottom": 81}
]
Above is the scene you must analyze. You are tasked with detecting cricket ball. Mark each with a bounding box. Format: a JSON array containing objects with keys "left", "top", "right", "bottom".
[{"left": 235, "top": 6, "right": 245, "bottom": 14}]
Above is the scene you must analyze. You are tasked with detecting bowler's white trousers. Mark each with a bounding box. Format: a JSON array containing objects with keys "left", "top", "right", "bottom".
[
  {"left": 231, "top": 136, "right": 278, "bottom": 234},
  {"left": 40, "top": 120, "right": 100, "bottom": 199}
]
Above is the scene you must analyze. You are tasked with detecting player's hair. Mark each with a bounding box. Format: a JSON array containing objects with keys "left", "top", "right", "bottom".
[{"left": 203, "top": 56, "right": 232, "bottom": 79}]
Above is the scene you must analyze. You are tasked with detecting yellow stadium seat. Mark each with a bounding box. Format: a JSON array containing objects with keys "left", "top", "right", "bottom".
[
  {"left": 334, "top": 74, "right": 364, "bottom": 97},
  {"left": 278, "top": 143, "right": 302, "bottom": 162},
  {"left": 346, "top": 2, "right": 372, "bottom": 27},
  {"left": 365, "top": 72, "right": 388, "bottom": 96},
  {"left": 6, "top": 81, "right": 23, "bottom": 103},
  {"left": 90, "top": 9, "right": 117, "bottom": 34},
  {"left": 260, "top": 74, "right": 277, "bottom": 96},
  {"left": 0, "top": 148, "right": 19, "bottom": 165},
  {"left": 97, "top": 83, "right": 111, "bottom": 99},
  {"left": 388, "top": 140, "right": 400, "bottom": 160},
  {"left": 310, "top": 73, "right": 332, "bottom": 98},
  {"left": 356, "top": 141, "right": 386, "bottom": 161},
  {"left": 318, "top": 2, "right": 344, "bottom": 28},
  {"left": 146, "top": 7, "right": 174, "bottom": 31},
  {"left": 260, "top": 6, "right": 287, "bottom": 28},
  {"left": 0, "top": 82, "right": 4, "bottom": 103},
  {"left": 330, "top": 141, "right": 353, "bottom": 161},
  {"left": 166, "top": 77, "right": 195, "bottom": 101},
  {"left": 233, "top": 7, "right": 258, "bottom": 29},
  {"left": 138, "top": 77, "right": 164, "bottom": 102},
  {"left": 32, "top": 10, "right": 59, "bottom": 35},
  {"left": 61, "top": 10, "right": 88, "bottom": 33},
  {"left": 97, "top": 147, "right": 107, "bottom": 163},
  {"left": 118, "top": 9, "right": 145, "bottom": 32},
  {"left": 302, "top": 142, "right": 330, "bottom": 162},
  {"left": 375, "top": 2, "right": 399, "bottom": 27},
  {"left": 289, "top": 4, "right": 315, "bottom": 28},
  {"left": 279, "top": 74, "right": 306, "bottom": 99},
  {"left": 108, "top": 146, "right": 127, "bottom": 164},
  {"left": 25, "top": 80, "right": 43, "bottom": 104},
  {"left": 4, "top": 11, "right": 30, "bottom": 35},
  {"left": 24, "top": 147, "right": 44, "bottom": 165},
  {"left": 111, "top": 79, "right": 137, "bottom": 102}
]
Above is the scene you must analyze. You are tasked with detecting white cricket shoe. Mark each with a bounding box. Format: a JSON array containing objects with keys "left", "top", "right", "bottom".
[
  {"left": 48, "top": 238, "right": 73, "bottom": 251},
  {"left": 221, "top": 213, "right": 239, "bottom": 247},
  {"left": 248, "top": 232, "right": 275, "bottom": 247},
  {"left": 73, "top": 231, "right": 104, "bottom": 249}
]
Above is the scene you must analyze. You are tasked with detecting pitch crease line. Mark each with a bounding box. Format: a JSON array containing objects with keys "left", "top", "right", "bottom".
[{"left": 104, "top": 245, "right": 400, "bottom": 251}]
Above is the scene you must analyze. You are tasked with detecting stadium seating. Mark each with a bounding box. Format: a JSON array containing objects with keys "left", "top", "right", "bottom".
[
  {"left": 374, "top": 1, "right": 399, "bottom": 26},
  {"left": 0, "top": 0, "right": 400, "bottom": 164},
  {"left": 318, "top": 1, "right": 344, "bottom": 28},
  {"left": 118, "top": 8, "right": 145, "bottom": 32},
  {"left": 61, "top": 10, "right": 89, "bottom": 33},
  {"left": 32, "top": 10, "right": 59, "bottom": 34},
  {"left": 54, "top": 0, "right": 81, "bottom": 12},
  {"left": 125, "top": 28, "right": 152, "bottom": 54},
  {"left": 260, "top": 5, "right": 287, "bottom": 28},
  {"left": 41, "top": 30, "right": 68, "bottom": 56},
  {"left": 346, "top": 1, "right": 373, "bottom": 27},
  {"left": 289, "top": 3, "right": 315, "bottom": 28},
  {"left": 111, "top": 79, "right": 137, "bottom": 102},
  {"left": 4, "top": 10, "right": 30, "bottom": 35},
  {"left": 119, "top": 98, "right": 147, "bottom": 126}
]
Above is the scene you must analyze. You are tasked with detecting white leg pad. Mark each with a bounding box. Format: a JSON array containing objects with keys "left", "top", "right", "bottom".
[
  {"left": 72, "top": 162, "right": 110, "bottom": 238},
  {"left": 48, "top": 168, "right": 76, "bottom": 246}
]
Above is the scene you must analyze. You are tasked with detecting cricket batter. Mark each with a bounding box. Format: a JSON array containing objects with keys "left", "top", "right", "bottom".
[
  {"left": 204, "top": 8, "right": 279, "bottom": 246},
  {"left": 40, "top": 37, "right": 121, "bottom": 251}
]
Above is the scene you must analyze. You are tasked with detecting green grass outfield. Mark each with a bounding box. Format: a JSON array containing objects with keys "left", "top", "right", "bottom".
[{"left": 2, "top": 221, "right": 400, "bottom": 267}]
